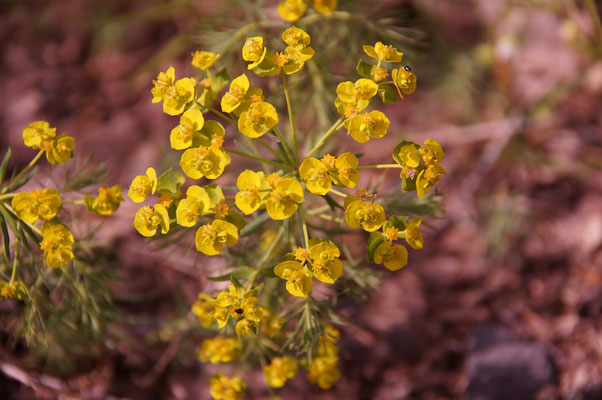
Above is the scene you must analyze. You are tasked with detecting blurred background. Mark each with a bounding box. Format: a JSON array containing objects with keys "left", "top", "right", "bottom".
[{"left": 1, "top": 0, "right": 601, "bottom": 398}]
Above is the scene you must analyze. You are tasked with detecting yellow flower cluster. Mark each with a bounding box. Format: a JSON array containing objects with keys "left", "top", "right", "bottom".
[
  {"left": 394, "top": 139, "right": 446, "bottom": 197},
  {"left": 39, "top": 221, "right": 74, "bottom": 269},
  {"left": 241, "top": 26, "right": 314, "bottom": 77},
  {"left": 306, "top": 325, "right": 341, "bottom": 389},
  {"left": 278, "top": 0, "right": 337, "bottom": 22},
  {"left": 85, "top": 185, "right": 123, "bottom": 216},
  {"left": 274, "top": 239, "right": 343, "bottom": 297},
  {"left": 22, "top": 121, "right": 75, "bottom": 165},
  {"left": 151, "top": 66, "right": 196, "bottom": 116},
  {"left": 212, "top": 285, "right": 263, "bottom": 336},
  {"left": 0, "top": 280, "right": 28, "bottom": 300},
  {"left": 209, "top": 373, "right": 246, "bottom": 400},
  {"left": 196, "top": 336, "right": 242, "bottom": 364},
  {"left": 299, "top": 153, "right": 359, "bottom": 195},
  {"left": 12, "top": 188, "right": 61, "bottom": 223},
  {"left": 264, "top": 355, "right": 298, "bottom": 388}
]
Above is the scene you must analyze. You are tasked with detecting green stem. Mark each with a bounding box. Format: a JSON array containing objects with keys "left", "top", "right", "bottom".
[
  {"left": 9, "top": 237, "right": 19, "bottom": 284},
  {"left": 281, "top": 71, "right": 299, "bottom": 162},
  {"left": 3, "top": 203, "right": 42, "bottom": 236},
  {"left": 209, "top": 107, "right": 237, "bottom": 126},
  {"left": 1, "top": 149, "right": 44, "bottom": 194},
  {"left": 357, "top": 164, "right": 402, "bottom": 169},
  {"left": 306, "top": 205, "right": 331, "bottom": 216},
  {"left": 306, "top": 117, "right": 345, "bottom": 158},
  {"left": 247, "top": 227, "right": 284, "bottom": 290},
  {"left": 256, "top": 138, "right": 283, "bottom": 160},
  {"left": 329, "top": 187, "right": 348, "bottom": 198},
  {"left": 0, "top": 193, "right": 17, "bottom": 201},
  {"left": 585, "top": 0, "right": 602, "bottom": 51},
  {"left": 223, "top": 147, "right": 290, "bottom": 170},
  {"left": 272, "top": 127, "right": 296, "bottom": 166},
  {"left": 298, "top": 207, "right": 309, "bottom": 249}
]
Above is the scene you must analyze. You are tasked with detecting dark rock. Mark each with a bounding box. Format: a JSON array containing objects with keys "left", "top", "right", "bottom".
[{"left": 466, "top": 341, "right": 556, "bottom": 400}]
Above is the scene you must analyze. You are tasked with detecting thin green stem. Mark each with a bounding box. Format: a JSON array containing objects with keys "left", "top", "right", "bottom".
[
  {"left": 2, "top": 149, "right": 44, "bottom": 194},
  {"left": 357, "top": 164, "right": 402, "bottom": 169},
  {"left": 329, "top": 187, "right": 348, "bottom": 198},
  {"left": 306, "top": 205, "right": 331, "bottom": 216},
  {"left": 9, "top": 237, "right": 19, "bottom": 284},
  {"left": 272, "top": 127, "right": 296, "bottom": 166},
  {"left": 209, "top": 107, "right": 237, "bottom": 126},
  {"left": 306, "top": 117, "right": 345, "bottom": 158},
  {"left": 298, "top": 207, "right": 309, "bottom": 249},
  {"left": 247, "top": 227, "right": 284, "bottom": 290},
  {"left": 0, "top": 193, "right": 17, "bottom": 201},
  {"left": 256, "top": 138, "right": 283, "bottom": 160},
  {"left": 223, "top": 147, "right": 290, "bottom": 169},
  {"left": 585, "top": 0, "right": 602, "bottom": 51},
  {"left": 281, "top": 70, "right": 299, "bottom": 162}
]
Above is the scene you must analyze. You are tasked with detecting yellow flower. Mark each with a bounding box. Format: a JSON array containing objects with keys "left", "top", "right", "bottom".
[
  {"left": 191, "top": 51, "right": 220, "bottom": 70},
  {"left": 180, "top": 145, "right": 231, "bottom": 180},
  {"left": 307, "top": 356, "right": 340, "bottom": 390},
  {"left": 89, "top": 185, "right": 123, "bottom": 215},
  {"left": 197, "top": 336, "right": 241, "bottom": 364},
  {"left": 308, "top": 241, "right": 343, "bottom": 284},
  {"left": 133, "top": 204, "right": 170, "bottom": 237},
  {"left": 242, "top": 36, "right": 267, "bottom": 69},
  {"left": 281, "top": 26, "right": 315, "bottom": 75},
  {"left": 235, "top": 170, "right": 270, "bottom": 215},
  {"left": 392, "top": 66, "right": 417, "bottom": 96},
  {"left": 192, "top": 293, "right": 216, "bottom": 327},
  {"left": 22, "top": 121, "right": 55, "bottom": 149},
  {"left": 335, "top": 78, "right": 379, "bottom": 115},
  {"left": 404, "top": 218, "right": 423, "bottom": 249},
  {"left": 264, "top": 356, "right": 298, "bottom": 388},
  {"left": 274, "top": 260, "right": 313, "bottom": 297},
  {"left": 221, "top": 74, "right": 250, "bottom": 114},
  {"left": 313, "top": 0, "right": 337, "bottom": 14},
  {"left": 396, "top": 143, "right": 421, "bottom": 168},
  {"left": 238, "top": 101, "right": 279, "bottom": 138},
  {"left": 334, "top": 152, "right": 360, "bottom": 188},
  {"left": 163, "top": 77, "right": 196, "bottom": 116},
  {"left": 344, "top": 199, "right": 385, "bottom": 232},
  {"left": 46, "top": 134, "right": 75, "bottom": 165},
  {"left": 299, "top": 158, "right": 331, "bottom": 195},
  {"left": 0, "top": 280, "right": 28, "bottom": 300},
  {"left": 419, "top": 139, "right": 444, "bottom": 166},
  {"left": 374, "top": 241, "right": 408, "bottom": 271},
  {"left": 12, "top": 188, "right": 61, "bottom": 223},
  {"left": 170, "top": 109, "right": 205, "bottom": 150},
  {"left": 213, "top": 286, "right": 263, "bottom": 334},
  {"left": 346, "top": 110, "right": 390, "bottom": 143},
  {"left": 127, "top": 167, "right": 158, "bottom": 203},
  {"left": 265, "top": 177, "right": 304, "bottom": 220},
  {"left": 195, "top": 219, "right": 238, "bottom": 255},
  {"left": 151, "top": 66, "right": 175, "bottom": 104},
  {"left": 278, "top": 0, "right": 308, "bottom": 22},
  {"left": 416, "top": 164, "right": 446, "bottom": 198},
  {"left": 363, "top": 42, "right": 403, "bottom": 64},
  {"left": 176, "top": 185, "right": 211, "bottom": 227},
  {"left": 282, "top": 26, "right": 311, "bottom": 49},
  {"left": 40, "top": 221, "right": 74, "bottom": 268},
  {"left": 209, "top": 373, "right": 246, "bottom": 400},
  {"left": 384, "top": 226, "right": 399, "bottom": 242}
]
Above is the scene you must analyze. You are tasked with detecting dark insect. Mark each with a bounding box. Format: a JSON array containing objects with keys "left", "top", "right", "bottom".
[
  {"left": 404, "top": 66, "right": 412, "bottom": 72},
  {"left": 234, "top": 308, "right": 244, "bottom": 314}
]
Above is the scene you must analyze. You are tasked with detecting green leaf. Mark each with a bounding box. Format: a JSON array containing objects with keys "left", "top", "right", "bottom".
[
  {"left": 210, "top": 68, "right": 230, "bottom": 95},
  {"left": 402, "top": 177, "right": 416, "bottom": 192},
  {"left": 207, "top": 266, "right": 255, "bottom": 282},
  {"left": 378, "top": 83, "right": 398, "bottom": 104},
  {"left": 283, "top": 218, "right": 290, "bottom": 245},
  {"left": 323, "top": 194, "right": 344, "bottom": 211},
  {"left": 367, "top": 232, "right": 386, "bottom": 262},
  {"left": 0, "top": 213, "right": 11, "bottom": 260},
  {"left": 196, "top": 89, "right": 215, "bottom": 112},
  {"left": 6, "top": 167, "right": 36, "bottom": 193},
  {"left": 356, "top": 59, "right": 376, "bottom": 79},
  {"left": 156, "top": 168, "right": 185, "bottom": 196},
  {"left": 203, "top": 184, "right": 225, "bottom": 211},
  {"left": 386, "top": 215, "right": 409, "bottom": 231},
  {"left": 260, "top": 266, "right": 276, "bottom": 278},
  {"left": 224, "top": 210, "right": 245, "bottom": 232},
  {"left": 392, "top": 140, "right": 417, "bottom": 166},
  {"left": 230, "top": 274, "right": 244, "bottom": 289},
  {"left": 0, "top": 146, "right": 12, "bottom": 184}
]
